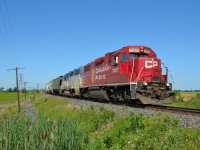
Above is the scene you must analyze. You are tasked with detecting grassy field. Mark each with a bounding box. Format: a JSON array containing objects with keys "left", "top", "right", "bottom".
[
  {"left": 0, "top": 92, "right": 26, "bottom": 104},
  {"left": 0, "top": 92, "right": 25, "bottom": 115},
  {"left": 169, "top": 91, "right": 200, "bottom": 108},
  {"left": 0, "top": 92, "right": 18, "bottom": 104},
  {"left": 180, "top": 92, "right": 199, "bottom": 101},
  {"left": 0, "top": 92, "right": 200, "bottom": 149}
]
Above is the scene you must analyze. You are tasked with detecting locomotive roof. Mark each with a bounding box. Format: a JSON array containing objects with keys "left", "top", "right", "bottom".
[{"left": 111, "top": 45, "right": 156, "bottom": 55}]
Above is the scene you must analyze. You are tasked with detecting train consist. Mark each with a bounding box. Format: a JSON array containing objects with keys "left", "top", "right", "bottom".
[{"left": 45, "top": 46, "right": 174, "bottom": 104}]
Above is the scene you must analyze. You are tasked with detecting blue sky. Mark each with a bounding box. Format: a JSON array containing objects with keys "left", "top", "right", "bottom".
[{"left": 0, "top": 0, "right": 200, "bottom": 90}]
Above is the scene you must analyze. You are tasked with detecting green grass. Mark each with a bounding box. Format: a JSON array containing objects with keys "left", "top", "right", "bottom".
[
  {"left": 88, "top": 113, "right": 200, "bottom": 150},
  {"left": 33, "top": 96, "right": 115, "bottom": 134},
  {"left": 0, "top": 91, "right": 42, "bottom": 116},
  {"left": 0, "top": 92, "right": 24, "bottom": 115},
  {"left": 0, "top": 93, "right": 200, "bottom": 149},
  {"left": 169, "top": 91, "right": 200, "bottom": 109},
  {"left": 0, "top": 92, "right": 18, "bottom": 104},
  {"left": 0, "top": 92, "right": 26, "bottom": 104},
  {"left": 0, "top": 115, "right": 87, "bottom": 150}
]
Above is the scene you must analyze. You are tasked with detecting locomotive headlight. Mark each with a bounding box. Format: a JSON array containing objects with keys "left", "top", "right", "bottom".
[
  {"left": 141, "top": 82, "right": 147, "bottom": 86},
  {"left": 166, "top": 83, "right": 172, "bottom": 89},
  {"left": 143, "top": 82, "right": 147, "bottom": 86}
]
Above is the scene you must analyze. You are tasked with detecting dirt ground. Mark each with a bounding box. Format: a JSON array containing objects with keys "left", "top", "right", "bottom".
[{"left": 21, "top": 99, "right": 38, "bottom": 118}]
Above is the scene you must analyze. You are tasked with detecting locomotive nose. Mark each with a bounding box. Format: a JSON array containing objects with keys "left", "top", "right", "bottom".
[{"left": 129, "top": 58, "right": 162, "bottom": 83}]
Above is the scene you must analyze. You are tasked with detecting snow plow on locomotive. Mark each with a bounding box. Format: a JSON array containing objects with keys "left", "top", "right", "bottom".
[{"left": 45, "top": 46, "right": 174, "bottom": 104}]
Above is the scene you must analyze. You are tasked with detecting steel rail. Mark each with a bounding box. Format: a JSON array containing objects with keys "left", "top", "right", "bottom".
[{"left": 144, "top": 105, "right": 200, "bottom": 116}]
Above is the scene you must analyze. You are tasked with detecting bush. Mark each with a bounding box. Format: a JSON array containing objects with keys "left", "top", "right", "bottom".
[
  {"left": 173, "top": 90, "right": 184, "bottom": 102},
  {"left": 129, "top": 113, "right": 145, "bottom": 132},
  {"left": 189, "top": 93, "right": 200, "bottom": 106},
  {"left": 92, "top": 110, "right": 115, "bottom": 132}
]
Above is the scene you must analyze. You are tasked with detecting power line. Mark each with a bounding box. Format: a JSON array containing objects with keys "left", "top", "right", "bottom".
[
  {"left": 4, "top": 0, "right": 18, "bottom": 64},
  {"left": 7, "top": 67, "right": 25, "bottom": 113},
  {"left": 0, "top": 0, "right": 18, "bottom": 66},
  {"left": 0, "top": 3, "right": 16, "bottom": 65},
  {"left": 0, "top": 21, "right": 13, "bottom": 66},
  {"left": 0, "top": 39, "right": 10, "bottom": 67}
]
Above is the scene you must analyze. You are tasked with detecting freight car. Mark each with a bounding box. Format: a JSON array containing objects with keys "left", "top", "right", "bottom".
[
  {"left": 61, "top": 67, "right": 84, "bottom": 97},
  {"left": 46, "top": 76, "right": 63, "bottom": 95},
  {"left": 45, "top": 81, "right": 53, "bottom": 94},
  {"left": 45, "top": 46, "right": 174, "bottom": 104}
]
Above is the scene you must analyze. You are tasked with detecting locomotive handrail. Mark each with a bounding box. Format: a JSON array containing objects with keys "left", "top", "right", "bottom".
[
  {"left": 130, "top": 58, "right": 135, "bottom": 82},
  {"left": 136, "top": 67, "right": 144, "bottom": 81}
]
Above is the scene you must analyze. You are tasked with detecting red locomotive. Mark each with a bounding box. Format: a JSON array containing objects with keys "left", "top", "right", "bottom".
[{"left": 46, "top": 46, "right": 174, "bottom": 104}]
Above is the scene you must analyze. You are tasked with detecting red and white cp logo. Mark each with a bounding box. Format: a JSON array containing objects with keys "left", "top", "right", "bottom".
[{"left": 145, "top": 60, "right": 158, "bottom": 68}]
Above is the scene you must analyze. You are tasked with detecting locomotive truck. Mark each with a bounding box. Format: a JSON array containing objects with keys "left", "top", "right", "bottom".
[{"left": 46, "top": 46, "right": 174, "bottom": 104}]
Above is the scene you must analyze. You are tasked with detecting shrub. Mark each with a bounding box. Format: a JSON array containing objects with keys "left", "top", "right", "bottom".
[
  {"left": 129, "top": 113, "right": 145, "bottom": 132},
  {"left": 103, "top": 133, "right": 113, "bottom": 148},
  {"left": 189, "top": 93, "right": 200, "bottom": 106},
  {"left": 173, "top": 90, "right": 184, "bottom": 102},
  {"left": 92, "top": 110, "right": 115, "bottom": 132}
]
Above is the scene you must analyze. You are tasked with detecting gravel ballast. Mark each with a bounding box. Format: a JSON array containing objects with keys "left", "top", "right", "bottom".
[{"left": 47, "top": 95, "right": 200, "bottom": 128}]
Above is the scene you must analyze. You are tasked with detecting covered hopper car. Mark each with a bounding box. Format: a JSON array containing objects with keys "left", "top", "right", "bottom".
[{"left": 45, "top": 46, "right": 174, "bottom": 104}]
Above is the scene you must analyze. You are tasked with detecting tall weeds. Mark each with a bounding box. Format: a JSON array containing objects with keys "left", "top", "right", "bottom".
[{"left": 0, "top": 115, "right": 87, "bottom": 150}]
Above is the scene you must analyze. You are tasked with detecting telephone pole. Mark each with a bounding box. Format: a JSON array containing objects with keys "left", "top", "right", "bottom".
[
  {"left": 7, "top": 67, "right": 25, "bottom": 113},
  {"left": 19, "top": 74, "right": 24, "bottom": 90},
  {"left": 37, "top": 83, "right": 39, "bottom": 92},
  {"left": 23, "top": 81, "right": 29, "bottom": 101}
]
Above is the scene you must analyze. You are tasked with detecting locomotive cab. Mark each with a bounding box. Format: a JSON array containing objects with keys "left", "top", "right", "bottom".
[{"left": 126, "top": 46, "right": 174, "bottom": 104}]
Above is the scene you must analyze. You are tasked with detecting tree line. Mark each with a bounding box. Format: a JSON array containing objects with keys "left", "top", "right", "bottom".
[
  {"left": 0, "top": 87, "right": 41, "bottom": 93},
  {"left": 0, "top": 87, "right": 17, "bottom": 92},
  {"left": 175, "top": 89, "right": 200, "bottom": 92}
]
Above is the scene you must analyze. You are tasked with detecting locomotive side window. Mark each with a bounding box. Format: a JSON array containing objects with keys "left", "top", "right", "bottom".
[
  {"left": 122, "top": 53, "right": 127, "bottom": 62},
  {"left": 114, "top": 55, "right": 119, "bottom": 65}
]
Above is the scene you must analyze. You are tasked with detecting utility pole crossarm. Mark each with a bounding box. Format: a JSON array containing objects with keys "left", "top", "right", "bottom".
[{"left": 7, "top": 67, "right": 25, "bottom": 71}]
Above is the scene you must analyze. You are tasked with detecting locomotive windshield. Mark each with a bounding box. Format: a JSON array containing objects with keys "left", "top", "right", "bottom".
[{"left": 130, "top": 53, "right": 148, "bottom": 59}]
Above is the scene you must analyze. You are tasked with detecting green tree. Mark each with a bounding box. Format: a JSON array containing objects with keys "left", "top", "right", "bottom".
[
  {"left": 0, "top": 87, "right": 4, "bottom": 92},
  {"left": 7, "top": 88, "right": 13, "bottom": 92},
  {"left": 13, "top": 87, "right": 17, "bottom": 92}
]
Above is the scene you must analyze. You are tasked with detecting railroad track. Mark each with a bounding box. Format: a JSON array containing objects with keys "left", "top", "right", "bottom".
[
  {"left": 143, "top": 105, "right": 200, "bottom": 116},
  {"left": 46, "top": 94, "right": 200, "bottom": 116}
]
